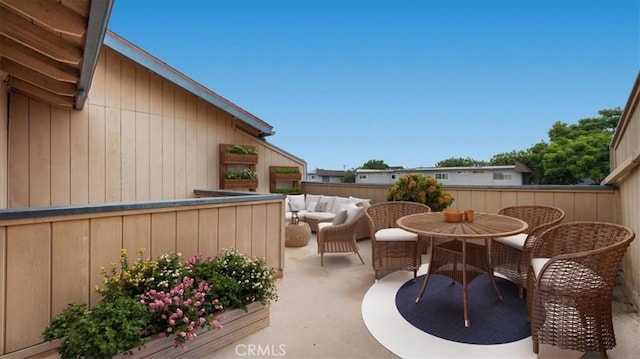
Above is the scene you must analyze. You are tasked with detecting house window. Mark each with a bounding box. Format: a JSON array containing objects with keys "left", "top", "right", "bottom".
[
  {"left": 391, "top": 175, "right": 396, "bottom": 180},
  {"left": 359, "top": 175, "right": 367, "bottom": 179},
  {"left": 435, "top": 173, "right": 448, "bottom": 180},
  {"left": 493, "top": 173, "right": 512, "bottom": 180}
]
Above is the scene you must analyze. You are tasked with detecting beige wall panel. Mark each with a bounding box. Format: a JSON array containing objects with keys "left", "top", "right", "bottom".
[
  {"left": 235, "top": 205, "right": 253, "bottom": 254},
  {"left": 149, "top": 114, "right": 163, "bottom": 200},
  {"left": 121, "top": 59, "right": 136, "bottom": 111},
  {"left": 206, "top": 110, "right": 217, "bottom": 190},
  {"left": 198, "top": 208, "right": 219, "bottom": 256},
  {"left": 533, "top": 191, "right": 554, "bottom": 206},
  {"left": 516, "top": 191, "right": 535, "bottom": 206},
  {"left": 483, "top": 191, "right": 503, "bottom": 213},
  {"left": 149, "top": 76, "right": 162, "bottom": 116},
  {"left": 552, "top": 192, "right": 575, "bottom": 221},
  {"left": 88, "top": 105, "right": 106, "bottom": 203},
  {"left": 28, "top": 100, "right": 51, "bottom": 207},
  {"left": 0, "top": 84, "right": 7, "bottom": 209},
  {"left": 162, "top": 82, "right": 175, "bottom": 117},
  {"left": 151, "top": 212, "right": 176, "bottom": 256},
  {"left": 123, "top": 214, "right": 151, "bottom": 258},
  {"left": 50, "top": 108, "right": 71, "bottom": 206},
  {"left": 135, "top": 68, "right": 150, "bottom": 113},
  {"left": 121, "top": 110, "right": 136, "bottom": 201},
  {"left": 52, "top": 220, "right": 90, "bottom": 314},
  {"left": 573, "top": 192, "right": 597, "bottom": 221},
  {"left": 265, "top": 202, "right": 284, "bottom": 271},
  {"left": 185, "top": 99, "right": 198, "bottom": 195},
  {"left": 218, "top": 207, "right": 236, "bottom": 250},
  {"left": 174, "top": 89, "right": 186, "bottom": 119},
  {"left": 250, "top": 205, "right": 267, "bottom": 258},
  {"left": 5, "top": 223, "right": 50, "bottom": 351},
  {"left": 89, "top": 217, "right": 123, "bottom": 307},
  {"left": 105, "top": 49, "right": 122, "bottom": 109},
  {"left": 469, "top": 190, "right": 485, "bottom": 211},
  {"left": 0, "top": 228, "right": 5, "bottom": 353},
  {"left": 596, "top": 192, "right": 617, "bottom": 223},
  {"left": 499, "top": 191, "right": 518, "bottom": 208},
  {"left": 90, "top": 50, "right": 106, "bottom": 106},
  {"left": 135, "top": 112, "right": 150, "bottom": 201},
  {"left": 9, "top": 94, "right": 29, "bottom": 208},
  {"left": 197, "top": 102, "right": 208, "bottom": 189},
  {"left": 174, "top": 113, "right": 187, "bottom": 198},
  {"left": 105, "top": 108, "right": 122, "bottom": 202},
  {"left": 163, "top": 116, "right": 176, "bottom": 199},
  {"left": 70, "top": 108, "right": 89, "bottom": 204},
  {"left": 176, "top": 210, "right": 198, "bottom": 256}
]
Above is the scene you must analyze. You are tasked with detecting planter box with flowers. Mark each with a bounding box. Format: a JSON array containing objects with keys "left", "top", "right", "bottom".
[{"left": 43, "top": 248, "right": 278, "bottom": 358}]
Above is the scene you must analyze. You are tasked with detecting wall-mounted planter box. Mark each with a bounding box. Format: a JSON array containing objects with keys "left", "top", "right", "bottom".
[
  {"left": 222, "top": 179, "right": 259, "bottom": 190},
  {"left": 269, "top": 166, "right": 302, "bottom": 193},
  {"left": 220, "top": 144, "right": 258, "bottom": 165},
  {"left": 115, "top": 302, "right": 269, "bottom": 358}
]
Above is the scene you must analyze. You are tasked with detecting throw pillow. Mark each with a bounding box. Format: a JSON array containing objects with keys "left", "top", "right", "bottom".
[
  {"left": 332, "top": 209, "right": 348, "bottom": 225},
  {"left": 344, "top": 203, "right": 363, "bottom": 223},
  {"left": 307, "top": 201, "right": 318, "bottom": 212},
  {"left": 288, "top": 194, "right": 305, "bottom": 211},
  {"left": 305, "top": 194, "right": 322, "bottom": 209},
  {"left": 314, "top": 201, "right": 327, "bottom": 212}
]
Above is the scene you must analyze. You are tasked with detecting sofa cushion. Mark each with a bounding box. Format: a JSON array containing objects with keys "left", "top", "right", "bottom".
[
  {"left": 330, "top": 196, "right": 350, "bottom": 214},
  {"left": 314, "top": 201, "right": 327, "bottom": 212},
  {"left": 348, "top": 196, "right": 371, "bottom": 205},
  {"left": 344, "top": 203, "right": 363, "bottom": 224},
  {"left": 375, "top": 228, "right": 418, "bottom": 241},
  {"left": 317, "top": 196, "right": 335, "bottom": 213},
  {"left": 307, "top": 201, "right": 318, "bottom": 211},
  {"left": 305, "top": 194, "right": 322, "bottom": 209},
  {"left": 333, "top": 209, "right": 348, "bottom": 225},
  {"left": 288, "top": 194, "right": 306, "bottom": 211},
  {"left": 304, "top": 212, "right": 335, "bottom": 221}
]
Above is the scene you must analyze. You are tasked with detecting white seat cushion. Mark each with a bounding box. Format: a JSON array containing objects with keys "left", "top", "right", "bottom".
[
  {"left": 493, "top": 233, "right": 528, "bottom": 250},
  {"left": 531, "top": 257, "right": 604, "bottom": 291},
  {"left": 531, "top": 257, "right": 550, "bottom": 279},
  {"left": 375, "top": 228, "right": 418, "bottom": 242},
  {"left": 304, "top": 212, "right": 335, "bottom": 221},
  {"left": 317, "top": 222, "right": 333, "bottom": 231}
]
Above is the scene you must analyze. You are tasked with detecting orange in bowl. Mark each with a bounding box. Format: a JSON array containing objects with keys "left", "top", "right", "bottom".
[{"left": 443, "top": 210, "right": 464, "bottom": 223}]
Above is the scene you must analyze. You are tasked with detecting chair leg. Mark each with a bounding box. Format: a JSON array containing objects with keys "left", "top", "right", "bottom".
[
  {"left": 321, "top": 253, "right": 324, "bottom": 266},
  {"left": 355, "top": 250, "right": 365, "bottom": 264}
]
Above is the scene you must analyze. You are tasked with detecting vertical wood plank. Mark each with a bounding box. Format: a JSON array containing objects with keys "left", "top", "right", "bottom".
[
  {"left": 0, "top": 228, "right": 6, "bottom": 354},
  {"left": 236, "top": 206, "right": 252, "bottom": 254},
  {"left": 265, "top": 202, "right": 283, "bottom": 272},
  {"left": 0, "top": 86, "right": 7, "bottom": 208},
  {"left": 149, "top": 76, "right": 163, "bottom": 116},
  {"left": 163, "top": 116, "right": 175, "bottom": 199},
  {"left": 218, "top": 207, "right": 236, "bottom": 250},
  {"left": 174, "top": 112, "right": 187, "bottom": 198},
  {"left": 196, "top": 102, "right": 208, "bottom": 189},
  {"left": 88, "top": 105, "right": 106, "bottom": 203},
  {"left": 136, "top": 112, "right": 150, "bottom": 201},
  {"left": 50, "top": 107, "right": 71, "bottom": 205},
  {"left": 90, "top": 217, "right": 123, "bottom": 307},
  {"left": 149, "top": 114, "right": 163, "bottom": 200},
  {"left": 105, "top": 108, "right": 122, "bottom": 202},
  {"left": 123, "top": 214, "right": 152, "bottom": 259},
  {"left": 29, "top": 100, "right": 52, "bottom": 207},
  {"left": 185, "top": 99, "right": 197, "bottom": 194},
  {"left": 135, "top": 67, "right": 150, "bottom": 113},
  {"left": 162, "top": 81, "right": 175, "bottom": 118},
  {"left": 121, "top": 110, "right": 136, "bottom": 201},
  {"left": 176, "top": 210, "right": 198, "bottom": 257},
  {"left": 151, "top": 212, "right": 176, "bottom": 256},
  {"left": 5, "top": 224, "right": 51, "bottom": 351},
  {"left": 70, "top": 108, "right": 89, "bottom": 204},
  {"left": 52, "top": 220, "right": 90, "bottom": 314},
  {"left": 9, "top": 93, "right": 29, "bottom": 208},
  {"left": 250, "top": 205, "right": 267, "bottom": 258},
  {"left": 198, "top": 208, "right": 219, "bottom": 256},
  {"left": 88, "top": 50, "right": 106, "bottom": 106},
  {"left": 574, "top": 192, "right": 597, "bottom": 221},
  {"left": 121, "top": 58, "right": 136, "bottom": 111},
  {"left": 555, "top": 192, "right": 575, "bottom": 221},
  {"left": 105, "top": 48, "right": 122, "bottom": 110}
]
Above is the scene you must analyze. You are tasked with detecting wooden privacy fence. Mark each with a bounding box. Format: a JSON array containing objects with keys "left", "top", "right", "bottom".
[{"left": 0, "top": 193, "right": 285, "bottom": 357}]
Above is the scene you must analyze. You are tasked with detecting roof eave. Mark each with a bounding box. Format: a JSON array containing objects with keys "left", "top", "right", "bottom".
[{"left": 74, "top": 0, "right": 115, "bottom": 110}]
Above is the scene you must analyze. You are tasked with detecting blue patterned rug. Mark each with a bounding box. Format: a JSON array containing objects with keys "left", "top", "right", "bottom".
[{"left": 395, "top": 274, "right": 530, "bottom": 345}]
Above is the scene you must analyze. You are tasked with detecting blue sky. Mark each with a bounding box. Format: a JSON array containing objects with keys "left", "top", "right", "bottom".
[{"left": 108, "top": 0, "right": 639, "bottom": 171}]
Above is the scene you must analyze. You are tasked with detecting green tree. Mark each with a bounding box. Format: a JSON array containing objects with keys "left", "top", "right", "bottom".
[
  {"left": 361, "top": 159, "right": 389, "bottom": 169},
  {"left": 342, "top": 169, "right": 356, "bottom": 183},
  {"left": 436, "top": 157, "right": 487, "bottom": 167}
]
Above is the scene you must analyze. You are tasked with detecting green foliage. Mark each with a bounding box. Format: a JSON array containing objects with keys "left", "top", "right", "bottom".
[
  {"left": 386, "top": 173, "right": 454, "bottom": 212},
  {"left": 272, "top": 187, "right": 301, "bottom": 194},
  {"left": 361, "top": 159, "right": 389, "bottom": 169},
  {"left": 224, "top": 168, "right": 258, "bottom": 179},
  {"left": 341, "top": 169, "right": 356, "bottom": 183},
  {"left": 43, "top": 295, "right": 151, "bottom": 358},
  {"left": 436, "top": 157, "right": 487, "bottom": 167},
  {"left": 274, "top": 167, "right": 300, "bottom": 174},
  {"left": 225, "top": 145, "right": 258, "bottom": 155}
]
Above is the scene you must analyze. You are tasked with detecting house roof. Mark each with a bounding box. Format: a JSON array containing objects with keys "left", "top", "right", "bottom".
[
  {"left": 104, "top": 31, "right": 274, "bottom": 138},
  {"left": 0, "top": 0, "right": 113, "bottom": 110},
  {"left": 356, "top": 162, "right": 532, "bottom": 174},
  {"left": 310, "top": 170, "right": 347, "bottom": 177}
]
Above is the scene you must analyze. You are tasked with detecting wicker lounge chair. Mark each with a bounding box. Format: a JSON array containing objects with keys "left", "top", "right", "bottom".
[
  {"left": 317, "top": 208, "right": 366, "bottom": 266},
  {"left": 491, "top": 205, "right": 565, "bottom": 297},
  {"left": 365, "top": 201, "right": 431, "bottom": 279},
  {"left": 528, "top": 221, "right": 635, "bottom": 358}
]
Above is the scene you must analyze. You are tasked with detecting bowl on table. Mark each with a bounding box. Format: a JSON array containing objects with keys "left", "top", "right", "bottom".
[{"left": 443, "top": 210, "right": 464, "bottom": 223}]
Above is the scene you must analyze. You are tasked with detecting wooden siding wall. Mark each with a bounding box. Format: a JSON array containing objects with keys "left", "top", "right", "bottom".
[
  {"left": 612, "top": 87, "right": 640, "bottom": 308},
  {"left": 0, "top": 80, "right": 7, "bottom": 208},
  {"left": 0, "top": 198, "right": 285, "bottom": 357},
  {"left": 7, "top": 48, "right": 304, "bottom": 208},
  {"left": 302, "top": 183, "right": 619, "bottom": 223}
]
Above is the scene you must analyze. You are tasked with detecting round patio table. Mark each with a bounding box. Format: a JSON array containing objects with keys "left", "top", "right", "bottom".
[{"left": 397, "top": 212, "right": 528, "bottom": 327}]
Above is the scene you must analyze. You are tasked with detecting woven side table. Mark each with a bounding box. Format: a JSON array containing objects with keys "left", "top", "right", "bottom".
[{"left": 285, "top": 222, "right": 311, "bottom": 247}]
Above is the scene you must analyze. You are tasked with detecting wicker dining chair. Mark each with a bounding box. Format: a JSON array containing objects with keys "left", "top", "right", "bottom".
[
  {"left": 365, "top": 201, "right": 431, "bottom": 279},
  {"left": 317, "top": 207, "right": 366, "bottom": 266},
  {"left": 528, "top": 221, "right": 635, "bottom": 358},
  {"left": 491, "top": 205, "right": 565, "bottom": 297}
]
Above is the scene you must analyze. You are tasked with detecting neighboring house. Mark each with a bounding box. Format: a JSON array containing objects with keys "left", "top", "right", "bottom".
[
  {"left": 306, "top": 169, "right": 347, "bottom": 183},
  {"left": 355, "top": 162, "right": 532, "bottom": 186}
]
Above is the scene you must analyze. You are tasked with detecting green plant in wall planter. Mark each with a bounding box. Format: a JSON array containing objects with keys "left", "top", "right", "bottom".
[
  {"left": 273, "top": 187, "right": 301, "bottom": 194},
  {"left": 224, "top": 168, "right": 258, "bottom": 179},
  {"left": 225, "top": 145, "right": 258, "bottom": 155},
  {"left": 274, "top": 167, "right": 300, "bottom": 174},
  {"left": 43, "top": 248, "right": 277, "bottom": 358}
]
